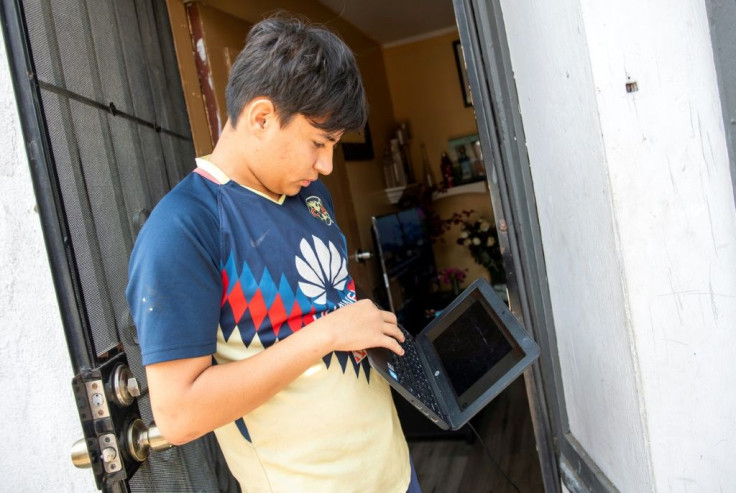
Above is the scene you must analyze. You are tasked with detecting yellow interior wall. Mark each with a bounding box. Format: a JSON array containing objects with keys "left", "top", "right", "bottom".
[
  {"left": 383, "top": 33, "right": 495, "bottom": 287},
  {"left": 340, "top": 45, "right": 400, "bottom": 292},
  {"left": 382, "top": 31, "right": 477, "bottom": 186}
]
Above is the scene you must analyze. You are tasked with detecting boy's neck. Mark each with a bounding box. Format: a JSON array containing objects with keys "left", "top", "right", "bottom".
[{"left": 208, "top": 120, "right": 279, "bottom": 201}]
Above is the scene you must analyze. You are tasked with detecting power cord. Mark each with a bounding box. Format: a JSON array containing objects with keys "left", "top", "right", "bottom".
[{"left": 467, "top": 421, "right": 521, "bottom": 493}]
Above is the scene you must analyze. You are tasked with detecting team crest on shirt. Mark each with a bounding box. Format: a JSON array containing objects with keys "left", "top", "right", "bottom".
[{"left": 305, "top": 196, "right": 333, "bottom": 226}]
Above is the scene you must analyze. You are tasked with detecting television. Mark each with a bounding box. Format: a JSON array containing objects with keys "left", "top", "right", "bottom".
[{"left": 371, "top": 207, "right": 437, "bottom": 331}]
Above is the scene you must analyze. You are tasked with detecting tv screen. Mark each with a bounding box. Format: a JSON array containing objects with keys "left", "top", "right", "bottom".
[
  {"left": 372, "top": 213, "right": 406, "bottom": 276},
  {"left": 372, "top": 207, "right": 438, "bottom": 332},
  {"left": 373, "top": 207, "right": 431, "bottom": 277},
  {"left": 397, "top": 208, "right": 429, "bottom": 257}
]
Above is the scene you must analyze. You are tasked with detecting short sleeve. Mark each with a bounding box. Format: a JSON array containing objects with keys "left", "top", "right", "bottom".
[{"left": 126, "top": 179, "right": 222, "bottom": 366}]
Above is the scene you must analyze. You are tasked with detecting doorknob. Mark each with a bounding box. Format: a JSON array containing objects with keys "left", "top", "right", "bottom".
[
  {"left": 353, "top": 249, "right": 372, "bottom": 263},
  {"left": 126, "top": 419, "right": 173, "bottom": 462},
  {"left": 71, "top": 419, "right": 172, "bottom": 468}
]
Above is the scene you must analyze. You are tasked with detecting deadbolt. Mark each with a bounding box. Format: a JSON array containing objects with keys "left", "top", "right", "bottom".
[{"left": 110, "top": 364, "right": 140, "bottom": 407}]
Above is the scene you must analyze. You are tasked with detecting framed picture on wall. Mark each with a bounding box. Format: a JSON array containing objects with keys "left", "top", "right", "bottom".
[
  {"left": 453, "top": 40, "right": 473, "bottom": 107},
  {"left": 341, "top": 123, "right": 374, "bottom": 161},
  {"left": 448, "top": 134, "right": 485, "bottom": 184}
]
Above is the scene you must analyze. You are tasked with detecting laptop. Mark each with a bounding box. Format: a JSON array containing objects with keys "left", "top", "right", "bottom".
[{"left": 367, "top": 278, "right": 540, "bottom": 430}]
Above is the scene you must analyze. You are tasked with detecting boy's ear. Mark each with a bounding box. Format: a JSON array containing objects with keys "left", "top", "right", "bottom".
[{"left": 241, "top": 98, "right": 276, "bottom": 133}]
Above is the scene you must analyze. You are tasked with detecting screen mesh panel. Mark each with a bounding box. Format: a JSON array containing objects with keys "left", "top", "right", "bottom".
[{"left": 19, "top": 0, "right": 238, "bottom": 490}]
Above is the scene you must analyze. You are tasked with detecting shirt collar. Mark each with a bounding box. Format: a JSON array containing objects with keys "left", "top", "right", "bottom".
[{"left": 195, "top": 156, "right": 286, "bottom": 205}]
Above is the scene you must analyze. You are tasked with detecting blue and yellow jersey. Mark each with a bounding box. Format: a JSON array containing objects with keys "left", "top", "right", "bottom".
[{"left": 127, "top": 158, "right": 410, "bottom": 492}]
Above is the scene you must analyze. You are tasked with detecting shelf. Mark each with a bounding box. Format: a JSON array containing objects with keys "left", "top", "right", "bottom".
[
  {"left": 384, "top": 183, "right": 419, "bottom": 204},
  {"left": 432, "top": 180, "right": 487, "bottom": 201}
]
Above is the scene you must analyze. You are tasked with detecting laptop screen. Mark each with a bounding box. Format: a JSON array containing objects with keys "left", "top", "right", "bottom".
[{"left": 430, "top": 295, "right": 524, "bottom": 409}]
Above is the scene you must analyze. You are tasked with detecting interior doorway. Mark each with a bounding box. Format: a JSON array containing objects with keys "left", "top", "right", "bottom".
[{"left": 165, "top": 1, "right": 544, "bottom": 490}]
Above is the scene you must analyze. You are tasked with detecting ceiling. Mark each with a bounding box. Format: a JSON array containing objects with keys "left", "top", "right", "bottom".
[{"left": 315, "top": 0, "right": 457, "bottom": 46}]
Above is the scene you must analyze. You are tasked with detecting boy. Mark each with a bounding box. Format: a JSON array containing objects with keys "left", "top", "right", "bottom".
[{"left": 127, "top": 15, "right": 420, "bottom": 492}]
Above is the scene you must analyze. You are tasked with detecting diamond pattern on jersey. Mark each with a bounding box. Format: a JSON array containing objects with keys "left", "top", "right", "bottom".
[
  {"left": 227, "top": 281, "right": 248, "bottom": 323},
  {"left": 219, "top": 253, "right": 340, "bottom": 345},
  {"left": 219, "top": 251, "right": 369, "bottom": 381},
  {"left": 322, "top": 350, "right": 371, "bottom": 383}
]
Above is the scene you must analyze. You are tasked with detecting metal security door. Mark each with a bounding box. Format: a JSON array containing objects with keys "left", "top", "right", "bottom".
[
  {"left": 451, "top": 2, "right": 560, "bottom": 491},
  {"left": 0, "top": 0, "right": 237, "bottom": 490}
]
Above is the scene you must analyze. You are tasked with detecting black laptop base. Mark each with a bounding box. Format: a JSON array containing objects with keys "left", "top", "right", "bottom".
[{"left": 368, "top": 278, "right": 540, "bottom": 431}]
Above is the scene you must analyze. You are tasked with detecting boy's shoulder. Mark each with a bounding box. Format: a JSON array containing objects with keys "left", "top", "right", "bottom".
[
  {"left": 156, "top": 172, "right": 218, "bottom": 214},
  {"left": 137, "top": 173, "right": 220, "bottom": 244}
]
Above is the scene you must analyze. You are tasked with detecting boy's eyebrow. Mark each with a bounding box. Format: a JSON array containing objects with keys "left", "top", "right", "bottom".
[{"left": 321, "top": 132, "right": 342, "bottom": 143}]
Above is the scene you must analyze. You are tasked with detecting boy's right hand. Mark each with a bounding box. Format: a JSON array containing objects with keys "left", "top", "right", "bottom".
[{"left": 315, "top": 299, "right": 405, "bottom": 356}]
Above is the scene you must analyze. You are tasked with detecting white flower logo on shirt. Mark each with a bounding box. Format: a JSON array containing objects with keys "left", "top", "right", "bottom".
[{"left": 296, "top": 236, "right": 348, "bottom": 305}]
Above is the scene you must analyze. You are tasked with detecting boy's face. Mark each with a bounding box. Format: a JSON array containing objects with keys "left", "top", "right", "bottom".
[{"left": 250, "top": 113, "right": 343, "bottom": 199}]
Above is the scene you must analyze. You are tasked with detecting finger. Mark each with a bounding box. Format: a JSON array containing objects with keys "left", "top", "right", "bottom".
[
  {"left": 381, "top": 310, "right": 398, "bottom": 325},
  {"left": 387, "top": 336, "right": 405, "bottom": 356},
  {"left": 384, "top": 323, "right": 405, "bottom": 343}
]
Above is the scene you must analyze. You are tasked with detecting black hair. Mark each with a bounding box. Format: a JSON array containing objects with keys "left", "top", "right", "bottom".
[{"left": 225, "top": 15, "right": 368, "bottom": 133}]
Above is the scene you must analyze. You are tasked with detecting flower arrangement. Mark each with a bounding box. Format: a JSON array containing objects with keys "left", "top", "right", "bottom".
[
  {"left": 455, "top": 212, "right": 505, "bottom": 283},
  {"left": 437, "top": 267, "right": 467, "bottom": 295},
  {"left": 433, "top": 209, "right": 506, "bottom": 284}
]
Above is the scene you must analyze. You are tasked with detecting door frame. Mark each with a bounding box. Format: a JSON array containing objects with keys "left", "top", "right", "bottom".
[
  {"left": 704, "top": 0, "right": 736, "bottom": 208},
  {"left": 453, "top": 0, "right": 617, "bottom": 491}
]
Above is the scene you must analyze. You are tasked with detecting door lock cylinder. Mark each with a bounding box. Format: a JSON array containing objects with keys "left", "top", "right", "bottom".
[{"left": 110, "top": 364, "right": 140, "bottom": 407}]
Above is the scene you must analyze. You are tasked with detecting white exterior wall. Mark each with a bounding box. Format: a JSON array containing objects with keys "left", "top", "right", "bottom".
[
  {"left": 501, "top": 0, "right": 736, "bottom": 491},
  {"left": 584, "top": 1, "right": 736, "bottom": 491},
  {"left": 0, "top": 31, "right": 96, "bottom": 492}
]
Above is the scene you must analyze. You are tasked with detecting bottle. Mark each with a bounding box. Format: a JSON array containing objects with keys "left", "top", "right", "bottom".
[
  {"left": 390, "top": 139, "right": 407, "bottom": 186},
  {"left": 420, "top": 143, "right": 434, "bottom": 187},
  {"left": 396, "top": 124, "right": 415, "bottom": 183},
  {"left": 440, "top": 152, "right": 454, "bottom": 188},
  {"left": 457, "top": 145, "right": 473, "bottom": 183},
  {"left": 382, "top": 148, "right": 396, "bottom": 188}
]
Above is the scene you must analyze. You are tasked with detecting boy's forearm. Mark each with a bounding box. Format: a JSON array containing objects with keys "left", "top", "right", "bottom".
[
  {"left": 146, "top": 299, "right": 402, "bottom": 445},
  {"left": 147, "top": 320, "right": 334, "bottom": 445}
]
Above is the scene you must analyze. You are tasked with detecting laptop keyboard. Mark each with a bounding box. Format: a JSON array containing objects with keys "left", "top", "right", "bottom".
[{"left": 393, "top": 326, "right": 444, "bottom": 417}]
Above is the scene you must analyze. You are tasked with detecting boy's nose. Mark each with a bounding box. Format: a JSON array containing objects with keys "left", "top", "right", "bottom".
[{"left": 315, "top": 147, "right": 334, "bottom": 175}]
